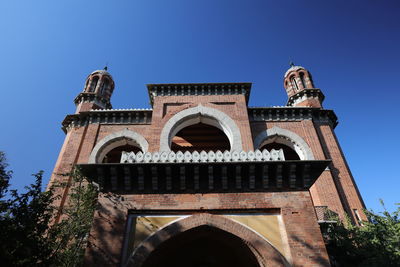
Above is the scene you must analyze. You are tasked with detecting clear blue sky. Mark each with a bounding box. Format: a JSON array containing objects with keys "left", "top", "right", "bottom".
[{"left": 0, "top": 0, "right": 399, "bottom": 212}]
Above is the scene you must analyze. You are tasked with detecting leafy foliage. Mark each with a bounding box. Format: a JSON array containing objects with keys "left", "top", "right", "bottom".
[
  {"left": 327, "top": 202, "right": 400, "bottom": 267},
  {"left": 49, "top": 168, "right": 98, "bottom": 267},
  {"left": 0, "top": 152, "right": 97, "bottom": 266}
]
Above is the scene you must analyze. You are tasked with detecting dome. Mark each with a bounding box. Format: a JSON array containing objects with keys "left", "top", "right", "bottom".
[
  {"left": 284, "top": 65, "right": 305, "bottom": 78},
  {"left": 90, "top": 69, "right": 112, "bottom": 76}
]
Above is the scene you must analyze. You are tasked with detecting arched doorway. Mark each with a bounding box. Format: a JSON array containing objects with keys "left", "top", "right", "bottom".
[
  {"left": 128, "top": 214, "right": 288, "bottom": 267},
  {"left": 142, "top": 225, "right": 259, "bottom": 267},
  {"left": 171, "top": 123, "right": 231, "bottom": 152}
]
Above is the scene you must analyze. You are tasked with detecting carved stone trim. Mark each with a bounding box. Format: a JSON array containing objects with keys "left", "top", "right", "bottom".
[{"left": 120, "top": 149, "right": 285, "bottom": 164}]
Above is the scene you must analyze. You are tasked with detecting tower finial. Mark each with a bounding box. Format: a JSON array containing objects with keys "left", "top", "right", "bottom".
[
  {"left": 104, "top": 62, "right": 109, "bottom": 71},
  {"left": 289, "top": 60, "right": 295, "bottom": 67}
]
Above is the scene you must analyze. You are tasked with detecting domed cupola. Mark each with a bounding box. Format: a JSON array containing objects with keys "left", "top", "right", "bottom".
[
  {"left": 283, "top": 63, "right": 324, "bottom": 108},
  {"left": 74, "top": 67, "right": 115, "bottom": 113}
]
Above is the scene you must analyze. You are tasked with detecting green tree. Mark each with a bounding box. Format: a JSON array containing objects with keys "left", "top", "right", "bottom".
[
  {"left": 327, "top": 202, "right": 400, "bottom": 267},
  {"left": 0, "top": 152, "right": 97, "bottom": 266},
  {"left": 0, "top": 152, "right": 57, "bottom": 266}
]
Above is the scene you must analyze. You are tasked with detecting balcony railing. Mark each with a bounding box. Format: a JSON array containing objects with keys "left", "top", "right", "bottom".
[{"left": 315, "top": 206, "right": 338, "bottom": 223}]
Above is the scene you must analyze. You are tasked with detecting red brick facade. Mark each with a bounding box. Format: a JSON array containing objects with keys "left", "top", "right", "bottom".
[{"left": 49, "top": 66, "right": 366, "bottom": 266}]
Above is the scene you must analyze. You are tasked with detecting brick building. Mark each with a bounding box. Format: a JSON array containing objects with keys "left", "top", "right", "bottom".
[{"left": 50, "top": 64, "right": 366, "bottom": 266}]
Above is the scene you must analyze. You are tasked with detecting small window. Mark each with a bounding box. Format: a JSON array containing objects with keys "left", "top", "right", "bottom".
[
  {"left": 100, "top": 79, "right": 109, "bottom": 95},
  {"left": 353, "top": 209, "right": 362, "bottom": 221},
  {"left": 299, "top": 72, "right": 306, "bottom": 88},
  {"left": 88, "top": 76, "right": 99, "bottom": 92},
  {"left": 290, "top": 76, "right": 298, "bottom": 92}
]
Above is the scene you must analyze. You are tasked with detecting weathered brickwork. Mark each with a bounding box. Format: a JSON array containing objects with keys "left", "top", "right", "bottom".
[{"left": 49, "top": 66, "right": 367, "bottom": 266}]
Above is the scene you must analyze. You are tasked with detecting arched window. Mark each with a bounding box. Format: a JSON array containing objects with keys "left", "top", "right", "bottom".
[
  {"left": 171, "top": 123, "right": 230, "bottom": 152},
  {"left": 290, "top": 76, "right": 298, "bottom": 92},
  {"left": 88, "top": 76, "right": 99, "bottom": 92},
  {"left": 102, "top": 144, "right": 141, "bottom": 163},
  {"left": 299, "top": 72, "right": 306, "bottom": 89},
  {"left": 100, "top": 78, "right": 109, "bottom": 95}
]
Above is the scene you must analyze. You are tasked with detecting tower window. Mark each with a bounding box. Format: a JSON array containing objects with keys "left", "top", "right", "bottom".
[
  {"left": 101, "top": 78, "right": 109, "bottom": 95},
  {"left": 290, "top": 76, "right": 299, "bottom": 92},
  {"left": 88, "top": 76, "right": 99, "bottom": 92},
  {"left": 299, "top": 72, "right": 306, "bottom": 89}
]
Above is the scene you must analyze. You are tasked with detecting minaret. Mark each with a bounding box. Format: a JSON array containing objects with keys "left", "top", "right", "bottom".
[
  {"left": 74, "top": 67, "right": 115, "bottom": 113},
  {"left": 283, "top": 63, "right": 324, "bottom": 108}
]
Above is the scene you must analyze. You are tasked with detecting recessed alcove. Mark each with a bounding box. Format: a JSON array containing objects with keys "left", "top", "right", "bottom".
[{"left": 102, "top": 144, "right": 141, "bottom": 163}]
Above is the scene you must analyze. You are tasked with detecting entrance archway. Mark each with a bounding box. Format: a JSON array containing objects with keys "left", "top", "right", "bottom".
[
  {"left": 127, "top": 213, "right": 288, "bottom": 267},
  {"left": 142, "top": 225, "right": 259, "bottom": 267}
]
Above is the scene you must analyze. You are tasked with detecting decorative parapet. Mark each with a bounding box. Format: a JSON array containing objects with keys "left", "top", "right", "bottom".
[
  {"left": 147, "top": 83, "right": 252, "bottom": 106},
  {"left": 248, "top": 107, "right": 338, "bottom": 127},
  {"left": 62, "top": 109, "right": 153, "bottom": 133},
  {"left": 120, "top": 149, "right": 285, "bottom": 164}
]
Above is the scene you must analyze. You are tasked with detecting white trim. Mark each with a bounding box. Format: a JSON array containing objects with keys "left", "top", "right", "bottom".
[
  {"left": 88, "top": 129, "right": 149, "bottom": 163},
  {"left": 159, "top": 105, "right": 243, "bottom": 152},
  {"left": 253, "top": 126, "right": 314, "bottom": 160}
]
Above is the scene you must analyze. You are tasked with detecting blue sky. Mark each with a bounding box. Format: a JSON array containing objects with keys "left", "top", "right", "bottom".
[{"left": 0, "top": 0, "right": 399, "bottom": 212}]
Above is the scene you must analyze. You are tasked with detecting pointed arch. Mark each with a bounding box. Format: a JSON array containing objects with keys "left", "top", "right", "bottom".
[
  {"left": 126, "top": 213, "right": 288, "bottom": 267},
  {"left": 159, "top": 105, "right": 243, "bottom": 152},
  {"left": 254, "top": 126, "right": 315, "bottom": 160},
  {"left": 88, "top": 129, "right": 149, "bottom": 163}
]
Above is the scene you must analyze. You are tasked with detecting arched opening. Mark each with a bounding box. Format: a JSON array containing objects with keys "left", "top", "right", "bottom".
[
  {"left": 171, "top": 123, "right": 231, "bottom": 152},
  {"left": 141, "top": 225, "right": 260, "bottom": 267},
  {"left": 299, "top": 72, "right": 306, "bottom": 89},
  {"left": 290, "top": 75, "right": 298, "bottom": 92},
  {"left": 100, "top": 78, "right": 109, "bottom": 95},
  {"left": 102, "top": 144, "right": 141, "bottom": 163},
  {"left": 88, "top": 129, "right": 149, "bottom": 164},
  {"left": 160, "top": 105, "right": 243, "bottom": 152},
  {"left": 88, "top": 76, "right": 99, "bottom": 92},
  {"left": 253, "top": 127, "right": 315, "bottom": 160},
  {"left": 261, "top": 142, "right": 300, "bottom": 160}
]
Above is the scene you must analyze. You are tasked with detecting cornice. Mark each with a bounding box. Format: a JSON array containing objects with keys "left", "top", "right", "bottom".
[
  {"left": 147, "top": 83, "right": 252, "bottom": 106},
  {"left": 74, "top": 92, "right": 112, "bottom": 109},
  {"left": 248, "top": 107, "right": 338, "bottom": 128},
  {"left": 286, "top": 88, "right": 325, "bottom": 107},
  {"left": 62, "top": 109, "right": 153, "bottom": 133}
]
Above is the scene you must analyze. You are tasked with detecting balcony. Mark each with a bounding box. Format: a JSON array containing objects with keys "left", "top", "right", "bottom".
[{"left": 78, "top": 150, "right": 330, "bottom": 194}]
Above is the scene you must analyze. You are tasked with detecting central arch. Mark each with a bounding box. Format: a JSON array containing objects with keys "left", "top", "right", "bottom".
[
  {"left": 159, "top": 105, "right": 243, "bottom": 152},
  {"left": 126, "top": 213, "right": 288, "bottom": 267}
]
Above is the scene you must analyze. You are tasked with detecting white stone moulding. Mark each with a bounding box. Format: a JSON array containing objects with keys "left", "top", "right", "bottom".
[{"left": 119, "top": 149, "right": 286, "bottom": 164}]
